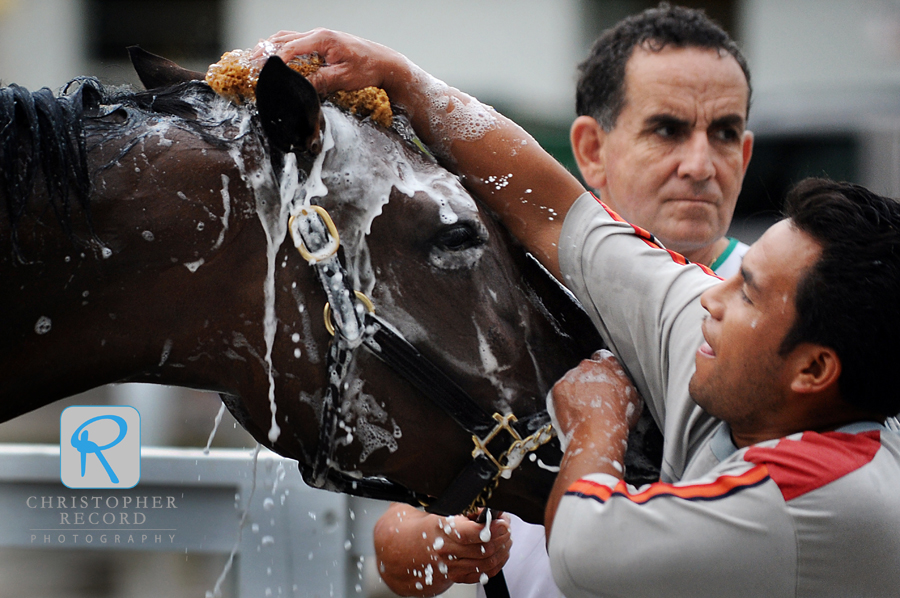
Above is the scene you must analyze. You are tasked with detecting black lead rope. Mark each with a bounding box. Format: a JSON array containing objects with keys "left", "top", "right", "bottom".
[{"left": 484, "top": 570, "right": 511, "bottom": 598}]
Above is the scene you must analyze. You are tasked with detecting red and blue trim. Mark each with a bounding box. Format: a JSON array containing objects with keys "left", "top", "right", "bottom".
[
  {"left": 566, "top": 466, "right": 770, "bottom": 505},
  {"left": 591, "top": 192, "right": 720, "bottom": 278}
]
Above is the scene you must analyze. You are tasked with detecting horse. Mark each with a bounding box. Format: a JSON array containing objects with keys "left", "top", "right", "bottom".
[{"left": 0, "top": 49, "right": 611, "bottom": 524}]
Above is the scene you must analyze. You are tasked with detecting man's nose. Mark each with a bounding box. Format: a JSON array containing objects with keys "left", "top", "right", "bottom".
[
  {"left": 677, "top": 131, "right": 715, "bottom": 182},
  {"left": 699, "top": 281, "right": 725, "bottom": 319}
]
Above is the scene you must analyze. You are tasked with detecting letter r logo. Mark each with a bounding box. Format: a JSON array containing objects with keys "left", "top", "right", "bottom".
[{"left": 61, "top": 406, "right": 141, "bottom": 489}]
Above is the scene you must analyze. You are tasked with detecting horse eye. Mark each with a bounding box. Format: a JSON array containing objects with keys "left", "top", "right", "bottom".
[{"left": 434, "top": 223, "right": 482, "bottom": 252}]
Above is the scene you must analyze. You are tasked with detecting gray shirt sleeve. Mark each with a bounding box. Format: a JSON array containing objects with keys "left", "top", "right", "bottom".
[{"left": 558, "top": 193, "right": 721, "bottom": 480}]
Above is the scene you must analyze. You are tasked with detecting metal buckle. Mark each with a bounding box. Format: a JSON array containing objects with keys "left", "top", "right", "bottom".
[
  {"left": 464, "top": 414, "right": 556, "bottom": 515},
  {"left": 471, "top": 413, "right": 522, "bottom": 471},
  {"left": 323, "top": 290, "right": 375, "bottom": 337},
  {"left": 289, "top": 205, "right": 340, "bottom": 263}
]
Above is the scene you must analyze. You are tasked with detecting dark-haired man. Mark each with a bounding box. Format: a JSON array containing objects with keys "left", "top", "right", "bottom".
[
  {"left": 545, "top": 177, "right": 900, "bottom": 597},
  {"left": 372, "top": 4, "right": 753, "bottom": 596}
]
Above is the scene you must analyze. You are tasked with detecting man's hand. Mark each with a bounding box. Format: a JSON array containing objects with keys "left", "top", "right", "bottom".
[
  {"left": 373, "top": 503, "right": 511, "bottom": 597},
  {"left": 544, "top": 351, "right": 642, "bottom": 537},
  {"left": 253, "top": 29, "right": 410, "bottom": 100}
]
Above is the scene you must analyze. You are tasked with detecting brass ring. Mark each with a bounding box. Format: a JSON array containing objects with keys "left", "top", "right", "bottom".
[
  {"left": 323, "top": 291, "right": 375, "bottom": 336},
  {"left": 289, "top": 205, "right": 340, "bottom": 263}
]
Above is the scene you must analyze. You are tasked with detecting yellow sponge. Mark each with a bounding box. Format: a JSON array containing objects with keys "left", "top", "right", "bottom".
[{"left": 205, "top": 49, "right": 392, "bottom": 128}]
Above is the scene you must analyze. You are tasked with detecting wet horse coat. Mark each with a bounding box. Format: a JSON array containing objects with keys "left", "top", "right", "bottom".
[{"left": 0, "top": 55, "right": 607, "bottom": 522}]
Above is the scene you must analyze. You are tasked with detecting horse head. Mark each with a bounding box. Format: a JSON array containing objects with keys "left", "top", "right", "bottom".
[{"left": 0, "top": 50, "right": 603, "bottom": 523}]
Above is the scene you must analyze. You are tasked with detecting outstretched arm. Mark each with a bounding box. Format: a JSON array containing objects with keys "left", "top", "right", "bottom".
[
  {"left": 373, "top": 503, "right": 511, "bottom": 597},
  {"left": 260, "top": 29, "right": 585, "bottom": 278}
]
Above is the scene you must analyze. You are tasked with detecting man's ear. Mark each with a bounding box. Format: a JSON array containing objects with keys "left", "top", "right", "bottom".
[
  {"left": 570, "top": 115, "right": 608, "bottom": 189},
  {"left": 790, "top": 345, "right": 841, "bottom": 395},
  {"left": 741, "top": 130, "right": 754, "bottom": 175}
]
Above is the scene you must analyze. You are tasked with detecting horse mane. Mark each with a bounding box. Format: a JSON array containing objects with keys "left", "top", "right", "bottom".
[
  {"left": 0, "top": 78, "right": 228, "bottom": 260},
  {"left": 0, "top": 81, "right": 94, "bottom": 260}
]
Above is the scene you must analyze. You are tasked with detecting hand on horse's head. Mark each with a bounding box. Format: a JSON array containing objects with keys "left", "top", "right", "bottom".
[{"left": 254, "top": 29, "right": 412, "bottom": 100}]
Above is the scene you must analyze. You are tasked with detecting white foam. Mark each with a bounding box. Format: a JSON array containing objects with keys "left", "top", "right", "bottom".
[{"left": 478, "top": 509, "right": 492, "bottom": 542}]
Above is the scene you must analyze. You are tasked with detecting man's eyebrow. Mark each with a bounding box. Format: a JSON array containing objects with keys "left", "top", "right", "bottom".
[
  {"left": 711, "top": 114, "right": 746, "bottom": 130},
  {"left": 740, "top": 266, "right": 761, "bottom": 294},
  {"left": 643, "top": 114, "right": 689, "bottom": 130}
]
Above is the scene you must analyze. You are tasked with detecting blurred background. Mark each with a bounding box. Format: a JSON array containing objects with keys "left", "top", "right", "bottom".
[{"left": 2, "top": 0, "right": 900, "bottom": 596}]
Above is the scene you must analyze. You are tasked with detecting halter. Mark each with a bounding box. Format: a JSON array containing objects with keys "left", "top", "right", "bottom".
[{"left": 288, "top": 202, "right": 556, "bottom": 516}]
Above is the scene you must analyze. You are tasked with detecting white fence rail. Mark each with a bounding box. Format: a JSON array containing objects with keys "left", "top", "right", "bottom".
[{"left": 0, "top": 444, "right": 386, "bottom": 597}]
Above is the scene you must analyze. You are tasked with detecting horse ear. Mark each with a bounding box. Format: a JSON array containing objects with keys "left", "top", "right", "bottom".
[
  {"left": 127, "top": 46, "right": 205, "bottom": 90},
  {"left": 75, "top": 80, "right": 103, "bottom": 116},
  {"left": 255, "top": 56, "right": 323, "bottom": 155}
]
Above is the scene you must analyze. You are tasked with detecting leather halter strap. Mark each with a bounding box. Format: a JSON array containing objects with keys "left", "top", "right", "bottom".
[{"left": 289, "top": 201, "right": 555, "bottom": 515}]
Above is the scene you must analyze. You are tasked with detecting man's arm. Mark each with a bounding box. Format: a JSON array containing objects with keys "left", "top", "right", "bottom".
[
  {"left": 544, "top": 352, "right": 799, "bottom": 598},
  {"left": 544, "top": 351, "right": 642, "bottom": 537},
  {"left": 263, "top": 29, "right": 585, "bottom": 278},
  {"left": 373, "top": 503, "right": 510, "bottom": 597}
]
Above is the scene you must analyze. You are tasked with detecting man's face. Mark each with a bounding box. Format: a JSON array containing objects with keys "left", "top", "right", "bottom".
[
  {"left": 588, "top": 46, "right": 752, "bottom": 259},
  {"left": 689, "top": 219, "right": 822, "bottom": 437}
]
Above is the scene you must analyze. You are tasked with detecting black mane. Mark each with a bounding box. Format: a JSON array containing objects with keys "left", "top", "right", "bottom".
[
  {"left": 0, "top": 78, "right": 222, "bottom": 260},
  {"left": 0, "top": 81, "right": 94, "bottom": 260}
]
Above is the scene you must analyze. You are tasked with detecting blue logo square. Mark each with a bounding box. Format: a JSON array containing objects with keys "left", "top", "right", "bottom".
[{"left": 60, "top": 406, "right": 141, "bottom": 489}]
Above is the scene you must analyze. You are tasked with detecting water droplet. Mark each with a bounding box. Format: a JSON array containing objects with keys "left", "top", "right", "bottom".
[
  {"left": 197, "top": 222, "right": 205, "bottom": 231},
  {"left": 34, "top": 316, "right": 52, "bottom": 335},
  {"left": 263, "top": 497, "right": 275, "bottom": 511},
  {"left": 142, "top": 230, "right": 155, "bottom": 241},
  {"left": 261, "top": 536, "right": 275, "bottom": 546}
]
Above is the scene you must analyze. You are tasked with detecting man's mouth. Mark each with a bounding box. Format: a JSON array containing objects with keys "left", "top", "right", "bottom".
[
  {"left": 667, "top": 196, "right": 718, "bottom": 206},
  {"left": 698, "top": 319, "right": 716, "bottom": 357}
]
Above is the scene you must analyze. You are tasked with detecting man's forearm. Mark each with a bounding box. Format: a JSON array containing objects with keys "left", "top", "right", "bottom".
[
  {"left": 387, "top": 66, "right": 584, "bottom": 278},
  {"left": 544, "top": 352, "right": 641, "bottom": 537}
]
